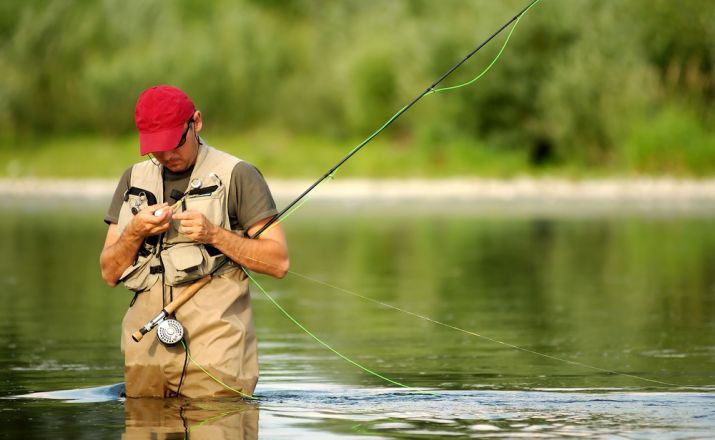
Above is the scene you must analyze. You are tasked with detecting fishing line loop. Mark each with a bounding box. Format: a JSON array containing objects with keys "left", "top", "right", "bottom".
[
  {"left": 218, "top": 0, "right": 681, "bottom": 394},
  {"left": 135, "top": 0, "right": 544, "bottom": 391}
]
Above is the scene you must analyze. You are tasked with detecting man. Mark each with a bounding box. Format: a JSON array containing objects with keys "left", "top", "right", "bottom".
[{"left": 100, "top": 85, "right": 289, "bottom": 398}]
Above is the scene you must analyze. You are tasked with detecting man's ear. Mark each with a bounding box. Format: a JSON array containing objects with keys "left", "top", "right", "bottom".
[{"left": 193, "top": 110, "right": 203, "bottom": 133}]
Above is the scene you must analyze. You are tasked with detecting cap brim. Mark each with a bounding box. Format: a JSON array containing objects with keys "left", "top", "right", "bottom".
[{"left": 139, "top": 125, "right": 185, "bottom": 155}]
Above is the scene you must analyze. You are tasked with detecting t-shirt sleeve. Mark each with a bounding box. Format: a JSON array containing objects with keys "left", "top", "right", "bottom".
[
  {"left": 104, "top": 167, "right": 132, "bottom": 225},
  {"left": 228, "top": 161, "right": 278, "bottom": 232}
]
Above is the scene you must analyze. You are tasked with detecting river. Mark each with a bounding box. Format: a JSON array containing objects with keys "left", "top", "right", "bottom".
[{"left": 0, "top": 193, "right": 713, "bottom": 438}]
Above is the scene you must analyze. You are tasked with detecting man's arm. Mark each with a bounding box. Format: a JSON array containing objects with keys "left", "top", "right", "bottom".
[
  {"left": 99, "top": 203, "right": 172, "bottom": 287},
  {"left": 173, "top": 211, "right": 289, "bottom": 278}
]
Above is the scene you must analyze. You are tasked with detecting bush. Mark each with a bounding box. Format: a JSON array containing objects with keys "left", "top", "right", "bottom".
[{"left": 1, "top": 0, "right": 714, "bottom": 175}]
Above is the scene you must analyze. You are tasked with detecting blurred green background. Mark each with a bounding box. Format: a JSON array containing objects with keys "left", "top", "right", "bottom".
[{"left": 1, "top": 0, "right": 714, "bottom": 178}]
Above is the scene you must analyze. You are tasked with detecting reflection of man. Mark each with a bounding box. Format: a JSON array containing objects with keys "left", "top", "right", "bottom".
[
  {"left": 123, "top": 398, "right": 258, "bottom": 440},
  {"left": 100, "top": 85, "right": 289, "bottom": 398}
]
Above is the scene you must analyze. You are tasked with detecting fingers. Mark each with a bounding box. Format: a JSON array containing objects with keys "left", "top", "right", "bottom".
[
  {"left": 174, "top": 210, "right": 217, "bottom": 244},
  {"left": 172, "top": 210, "right": 200, "bottom": 222},
  {"left": 151, "top": 204, "right": 172, "bottom": 221},
  {"left": 146, "top": 203, "right": 172, "bottom": 223},
  {"left": 129, "top": 203, "right": 171, "bottom": 238},
  {"left": 174, "top": 210, "right": 205, "bottom": 231}
]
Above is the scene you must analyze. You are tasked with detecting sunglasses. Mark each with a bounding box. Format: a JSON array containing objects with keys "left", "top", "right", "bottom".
[
  {"left": 176, "top": 116, "right": 195, "bottom": 149},
  {"left": 147, "top": 116, "right": 195, "bottom": 166}
]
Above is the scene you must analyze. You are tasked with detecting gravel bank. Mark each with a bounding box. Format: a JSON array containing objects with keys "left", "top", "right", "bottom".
[{"left": 2, "top": 177, "right": 715, "bottom": 214}]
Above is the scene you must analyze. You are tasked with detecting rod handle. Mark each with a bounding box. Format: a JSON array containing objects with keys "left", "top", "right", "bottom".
[
  {"left": 165, "top": 275, "right": 211, "bottom": 315},
  {"left": 132, "top": 328, "right": 147, "bottom": 343}
]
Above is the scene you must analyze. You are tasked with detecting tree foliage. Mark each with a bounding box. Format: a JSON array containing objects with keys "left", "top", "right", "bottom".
[{"left": 1, "top": 0, "right": 714, "bottom": 172}]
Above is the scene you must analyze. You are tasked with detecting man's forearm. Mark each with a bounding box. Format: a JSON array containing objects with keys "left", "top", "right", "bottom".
[
  {"left": 100, "top": 228, "right": 144, "bottom": 287},
  {"left": 210, "top": 228, "right": 289, "bottom": 278},
  {"left": 100, "top": 204, "right": 172, "bottom": 287}
]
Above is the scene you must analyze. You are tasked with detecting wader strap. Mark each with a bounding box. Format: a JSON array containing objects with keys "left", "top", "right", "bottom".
[{"left": 129, "top": 291, "right": 140, "bottom": 307}]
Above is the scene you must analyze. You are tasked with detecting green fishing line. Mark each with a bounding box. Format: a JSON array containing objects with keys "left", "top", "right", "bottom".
[
  {"left": 162, "top": 1, "right": 544, "bottom": 399},
  {"left": 181, "top": 339, "right": 257, "bottom": 400},
  {"left": 242, "top": 2, "right": 545, "bottom": 390},
  {"left": 282, "top": 269, "right": 681, "bottom": 388},
  {"left": 237, "top": 0, "right": 679, "bottom": 391},
  {"left": 245, "top": 270, "right": 419, "bottom": 391},
  {"left": 428, "top": 0, "right": 541, "bottom": 95}
]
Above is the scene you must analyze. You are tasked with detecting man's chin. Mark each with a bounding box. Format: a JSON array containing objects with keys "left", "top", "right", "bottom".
[{"left": 164, "top": 162, "right": 188, "bottom": 173}]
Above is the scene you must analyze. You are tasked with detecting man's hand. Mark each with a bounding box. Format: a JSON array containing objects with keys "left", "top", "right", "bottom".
[
  {"left": 173, "top": 210, "right": 219, "bottom": 244},
  {"left": 100, "top": 203, "right": 171, "bottom": 287},
  {"left": 125, "top": 203, "right": 172, "bottom": 239}
]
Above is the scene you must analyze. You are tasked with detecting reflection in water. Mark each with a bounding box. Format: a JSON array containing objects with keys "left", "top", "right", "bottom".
[{"left": 123, "top": 398, "right": 258, "bottom": 440}]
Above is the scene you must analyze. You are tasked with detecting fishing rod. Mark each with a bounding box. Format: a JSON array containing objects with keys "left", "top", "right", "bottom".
[
  {"left": 143, "top": 0, "right": 539, "bottom": 344},
  {"left": 251, "top": 0, "right": 541, "bottom": 238},
  {"left": 132, "top": 0, "right": 543, "bottom": 395}
]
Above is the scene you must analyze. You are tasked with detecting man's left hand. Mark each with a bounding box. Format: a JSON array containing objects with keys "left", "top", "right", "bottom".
[{"left": 173, "top": 210, "right": 219, "bottom": 244}]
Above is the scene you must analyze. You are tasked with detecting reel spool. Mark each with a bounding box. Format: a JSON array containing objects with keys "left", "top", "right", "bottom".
[{"left": 156, "top": 318, "right": 185, "bottom": 346}]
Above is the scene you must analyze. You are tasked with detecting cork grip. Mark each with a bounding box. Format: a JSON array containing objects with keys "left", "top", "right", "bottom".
[
  {"left": 132, "top": 328, "right": 150, "bottom": 343},
  {"left": 131, "top": 275, "right": 212, "bottom": 342},
  {"left": 165, "top": 275, "right": 211, "bottom": 314}
]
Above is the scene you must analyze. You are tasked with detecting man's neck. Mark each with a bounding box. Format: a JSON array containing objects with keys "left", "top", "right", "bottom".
[{"left": 163, "top": 164, "right": 195, "bottom": 181}]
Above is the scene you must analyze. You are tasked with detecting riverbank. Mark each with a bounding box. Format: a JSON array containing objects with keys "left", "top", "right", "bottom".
[{"left": 3, "top": 177, "right": 715, "bottom": 215}]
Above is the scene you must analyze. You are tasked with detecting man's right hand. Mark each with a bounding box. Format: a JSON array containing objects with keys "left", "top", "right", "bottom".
[
  {"left": 100, "top": 203, "right": 173, "bottom": 287},
  {"left": 125, "top": 203, "right": 172, "bottom": 239}
]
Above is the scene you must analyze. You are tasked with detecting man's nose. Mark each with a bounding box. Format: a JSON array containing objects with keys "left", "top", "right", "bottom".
[{"left": 156, "top": 150, "right": 176, "bottom": 161}]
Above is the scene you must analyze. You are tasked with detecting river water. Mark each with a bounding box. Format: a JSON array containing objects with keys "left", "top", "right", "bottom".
[{"left": 0, "top": 194, "right": 713, "bottom": 439}]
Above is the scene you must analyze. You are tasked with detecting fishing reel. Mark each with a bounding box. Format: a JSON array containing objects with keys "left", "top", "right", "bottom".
[
  {"left": 132, "top": 275, "right": 210, "bottom": 344},
  {"left": 156, "top": 318, "right": 185, "bottom": 346}
]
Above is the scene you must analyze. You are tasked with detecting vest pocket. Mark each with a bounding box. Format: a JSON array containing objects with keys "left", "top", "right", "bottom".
[
  {"left": 119, "top": 253, "right": 159, "bottom": 293},
  {"left": 166, "top": 184, "right": 227, "bottom": 243},
  {"left": 184, "top": 184, "right": 226, "bottom": 228},
  {"left": 161, "top": 243, "right": 205, "bottom": 286},
  {"left": 161, "top": 243, "right": 234, "bottom": 287}
]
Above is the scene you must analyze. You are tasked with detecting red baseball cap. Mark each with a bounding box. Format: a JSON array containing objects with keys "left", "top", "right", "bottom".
[{"left": 134, "top": 85, "right": 196, "bottom": 155}]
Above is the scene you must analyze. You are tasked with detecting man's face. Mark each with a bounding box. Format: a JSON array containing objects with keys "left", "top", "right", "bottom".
[{"left": 152, "top": 113, "right": 201, "bottom": 172}]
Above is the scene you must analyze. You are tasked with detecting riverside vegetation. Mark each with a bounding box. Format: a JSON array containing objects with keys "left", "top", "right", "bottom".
[{"left": 1, "top": 0, "right": 714, "bottom": 178}]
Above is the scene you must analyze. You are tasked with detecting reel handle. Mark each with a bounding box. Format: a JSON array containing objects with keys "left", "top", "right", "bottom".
[{"left": 131, "top": 275, "right": 212, "bottom": 342}]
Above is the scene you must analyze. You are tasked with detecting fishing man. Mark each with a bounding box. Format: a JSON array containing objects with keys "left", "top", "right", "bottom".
[{"left": 100, "top": 85, "right": 289, "bottom": 398}]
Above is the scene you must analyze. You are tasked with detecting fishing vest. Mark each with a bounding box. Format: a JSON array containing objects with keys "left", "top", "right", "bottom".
[{"left": 116, "top": 144, "right": 241, "bottom": 292}]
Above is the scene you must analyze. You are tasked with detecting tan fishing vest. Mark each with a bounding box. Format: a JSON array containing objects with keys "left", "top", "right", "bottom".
[{"left": 116, "top": 144, "right": 241, "bottom": 292}]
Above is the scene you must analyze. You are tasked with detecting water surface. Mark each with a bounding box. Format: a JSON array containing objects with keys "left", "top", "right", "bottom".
[{"left": 0, "top": 195, "right": 713, "bottom": 438}]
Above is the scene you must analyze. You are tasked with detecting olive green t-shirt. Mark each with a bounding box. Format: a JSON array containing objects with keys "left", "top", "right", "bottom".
[{"left": 104, "top": 160, "right": 278, "bottom": 233}]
